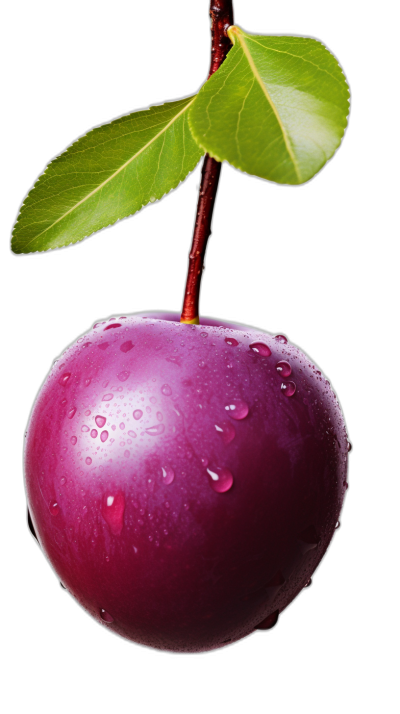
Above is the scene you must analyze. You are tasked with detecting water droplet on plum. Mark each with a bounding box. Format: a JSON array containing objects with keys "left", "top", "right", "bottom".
[
  {"left": 249, "top": 342, "right": 271, "bottom": 356},
  {"left": 145, "top": 424, "right": 165, "bottom": 436},
  {"left": 117, "top": 371, "right": 130, "bottom": 382},
  {"left": 100, "top": 430, "right": 109, "bottom": 442},
  {"left": 101, "top": 492, "right": 125, "bottom": 535},
  {"left": 225, "top": 337, "right": 239, "bottom": 347},
  {"left": 161, "top": 466, "right": 175, "bottom": 485},
  {"left": 224, "top": 400, "right": 249, "bottom": 420},
  {"left": 207, "top": 467, "right": 234, "bottom": 493},
  {"left": 161, "top": 384, "right": 172, "bottom": 396},
  {"left": 281, "top": 381, "right": 296, "bottom": 397},
  {"left": 276, "top": 360, "right": 292, "bottom": 377},
  {"left": 95, "top": 415, "right": 106, "bottom": 428},
  {"left": 256, "top": 610, "right": 279, "bottom": 630},
  {"left": 214, "top": 421, "right": 236, "bottom": 444},
  {"left": 133, "top": 409, "right": 143, "bottom": 420},
  {"left": 49, "top": 501, "right": 59, "bottom": 516},
  {"left": 59, "top": 372, "right": 71, "bottom": 386},
  {"left": 100, "top": 609, "right": 114, "bottom": 623}
]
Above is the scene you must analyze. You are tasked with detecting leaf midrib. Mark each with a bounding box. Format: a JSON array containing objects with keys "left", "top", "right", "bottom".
[
  {"left": 19, "top": 98, "right": 195, "bottom": 249},
  {"left": 232, "top": 28, "right": 302, "bottom": 183}
]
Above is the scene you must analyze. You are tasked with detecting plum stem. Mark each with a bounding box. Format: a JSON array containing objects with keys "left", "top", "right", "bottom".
[{"left": 180, "top": 0, "right": 234, "bottom": 324}]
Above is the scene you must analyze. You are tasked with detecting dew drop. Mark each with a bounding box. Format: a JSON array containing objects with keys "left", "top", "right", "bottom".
[
  {"left": 100, "top": 430, "right": 109, "bottom": 442},
  {"left": 133, "top": 409, "right": 143, "bottom": 420},
  {"left": 198, "top": 361, "right": 205, "bottom": 368},
  {"left": 224, "top": 400, "right": 249, "bottom": 420},
  {"left": 161, "top": 384, "right": 172, "bottom": 396},
  {"left": 119, "top": 422, "right": 125, "bottom": 430},
  {"left": 145, "top": 424, "right": 165, "bottom": 436},
  {"left": 128, "top": 430, "right": 136, "bottom": 438},
  {"left": 100, "top": 609, "right": 114, "bottom": 623},
  {"left": 59, "top": 372, "right": 71, "bottom": 386},
  {"left": 104, "top": 323, "right": 121, "bottom": 331},
  {"left": 225, "top": 337, "right": 239, "bottom": 347},
  {"left": 120, "top": 340, "right": 134, "bottom": 353},
  {"left": 304, "top": 578, "right": 312, "bottom": 588},
  {"left": 335, "top": 521, "right": 340, "bottom": 529},
  {"left": 49, "top": 501, "right": 59, "bottom": 516},
  {"left": 347, "top": 441, "right": 352, "bottom": 452},
  {"left": 86, "top": 457, "right": 92, "bottom": 465},
  {"left": 156, "top": 411, "right": 163, "bottom": 422},
  {"left": 161, "top": 466, "right": 175, "bottom": 485},
  {"left": 214, "top": 421, "right": 236, "bottom": 444},
  {"left": 95, "top": 415, "right": 106, "bottom": 428},
  {"left": 67, "top": 407, "right": 77, "bottom": 420},
  {"left": 274, "top": 335, "right": 288, "bottom": 344},
  {"left": 70, "top": 436, "right": 77, "bottom": 445},
  {"left": 102, "top": 393, "right": 113, "bottom": 402},
  {"left": 281, "top": 381, "right": 296, "bottom": 397},
  {"left": 298, "top": 525, "right": 320, "bottom": 553},
  {"left": 91, "top": 429, "right": 98, "bottom": 439},
  {"left": 101, "top": 492, "right": 125, "bottom": 535},
  {"left": 81, "top": 425, "right": 90, "bottom": 432},
  {"left": 207, "top": 467, "right": 234, "bottom": 493},
  {"left": 256, "top": 610, "right": 279, "bottom": 630},
  {"left": 201, "top": 457, "right": 209, "bottom": 467},
  {"left": 98, "top": 342, "right": 109, "bottom": 351},
  {"left": 276, "top": 360, "right": 292, "bottom": 377},
  {"left": 117, "top": 371, "right": 130, "bottom": 382},
  {"left": 249, "top": 342, "right": 271, "bottom": 357}
]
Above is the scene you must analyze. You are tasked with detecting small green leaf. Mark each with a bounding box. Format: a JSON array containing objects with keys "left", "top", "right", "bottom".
[
  {"left": 189, "top": 27, "right": 350, "bottom": 185},
  {"left": 12, "top": 97, "right": 203, "bottom": 253}
]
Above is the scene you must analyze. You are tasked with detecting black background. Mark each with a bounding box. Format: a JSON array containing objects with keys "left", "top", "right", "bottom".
[{"left": 3, "top": 0, "right": 365, "bottom": 688}]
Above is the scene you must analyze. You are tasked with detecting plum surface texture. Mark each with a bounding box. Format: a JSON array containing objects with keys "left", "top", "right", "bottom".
[{"left": 25, "top": 312, "right": 348, "bottom": 652}]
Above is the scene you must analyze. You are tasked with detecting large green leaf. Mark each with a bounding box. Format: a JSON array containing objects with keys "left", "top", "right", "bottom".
[
  {"left": 12, "top": 97, "right": 203, "bottom": 253},
  {"left": 189, "top": 27, "right": 350, "bottom": 185}
]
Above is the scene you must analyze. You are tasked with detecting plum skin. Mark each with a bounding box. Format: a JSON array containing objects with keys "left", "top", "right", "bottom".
[{"left": 25, "top": 312, "right": 348, "bottom": 652}]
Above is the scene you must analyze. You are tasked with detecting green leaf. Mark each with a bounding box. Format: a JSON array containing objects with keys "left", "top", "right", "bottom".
[
  {"left": 189, "top": 27, "right": 350, "bottom": 185},
  {"left": 12, "top": 96, "right": 203, "bottom": 253}
]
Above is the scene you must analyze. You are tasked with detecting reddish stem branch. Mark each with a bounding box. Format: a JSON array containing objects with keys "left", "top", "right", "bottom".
[{"left": 180, "top": 0, "right": 234, "bottom": 324}]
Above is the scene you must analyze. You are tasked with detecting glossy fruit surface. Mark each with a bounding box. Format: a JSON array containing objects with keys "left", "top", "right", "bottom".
[{"left": 25, "top": 312, "right": 348, "bottom": 652}]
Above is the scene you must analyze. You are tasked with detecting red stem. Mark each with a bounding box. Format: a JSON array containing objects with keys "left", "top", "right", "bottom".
[{"left": 180, "top": 1, "right": 234, "bottom": 324}]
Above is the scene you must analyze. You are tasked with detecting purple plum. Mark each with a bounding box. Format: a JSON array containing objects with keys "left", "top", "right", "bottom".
[{"left": 25, "top": 312, "right": 349, "bottom": 652}]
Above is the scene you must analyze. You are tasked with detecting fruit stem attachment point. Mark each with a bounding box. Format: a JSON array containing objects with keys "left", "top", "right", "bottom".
[{"left": 180, "top": 0, "right": 234, "bottom": 325}]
